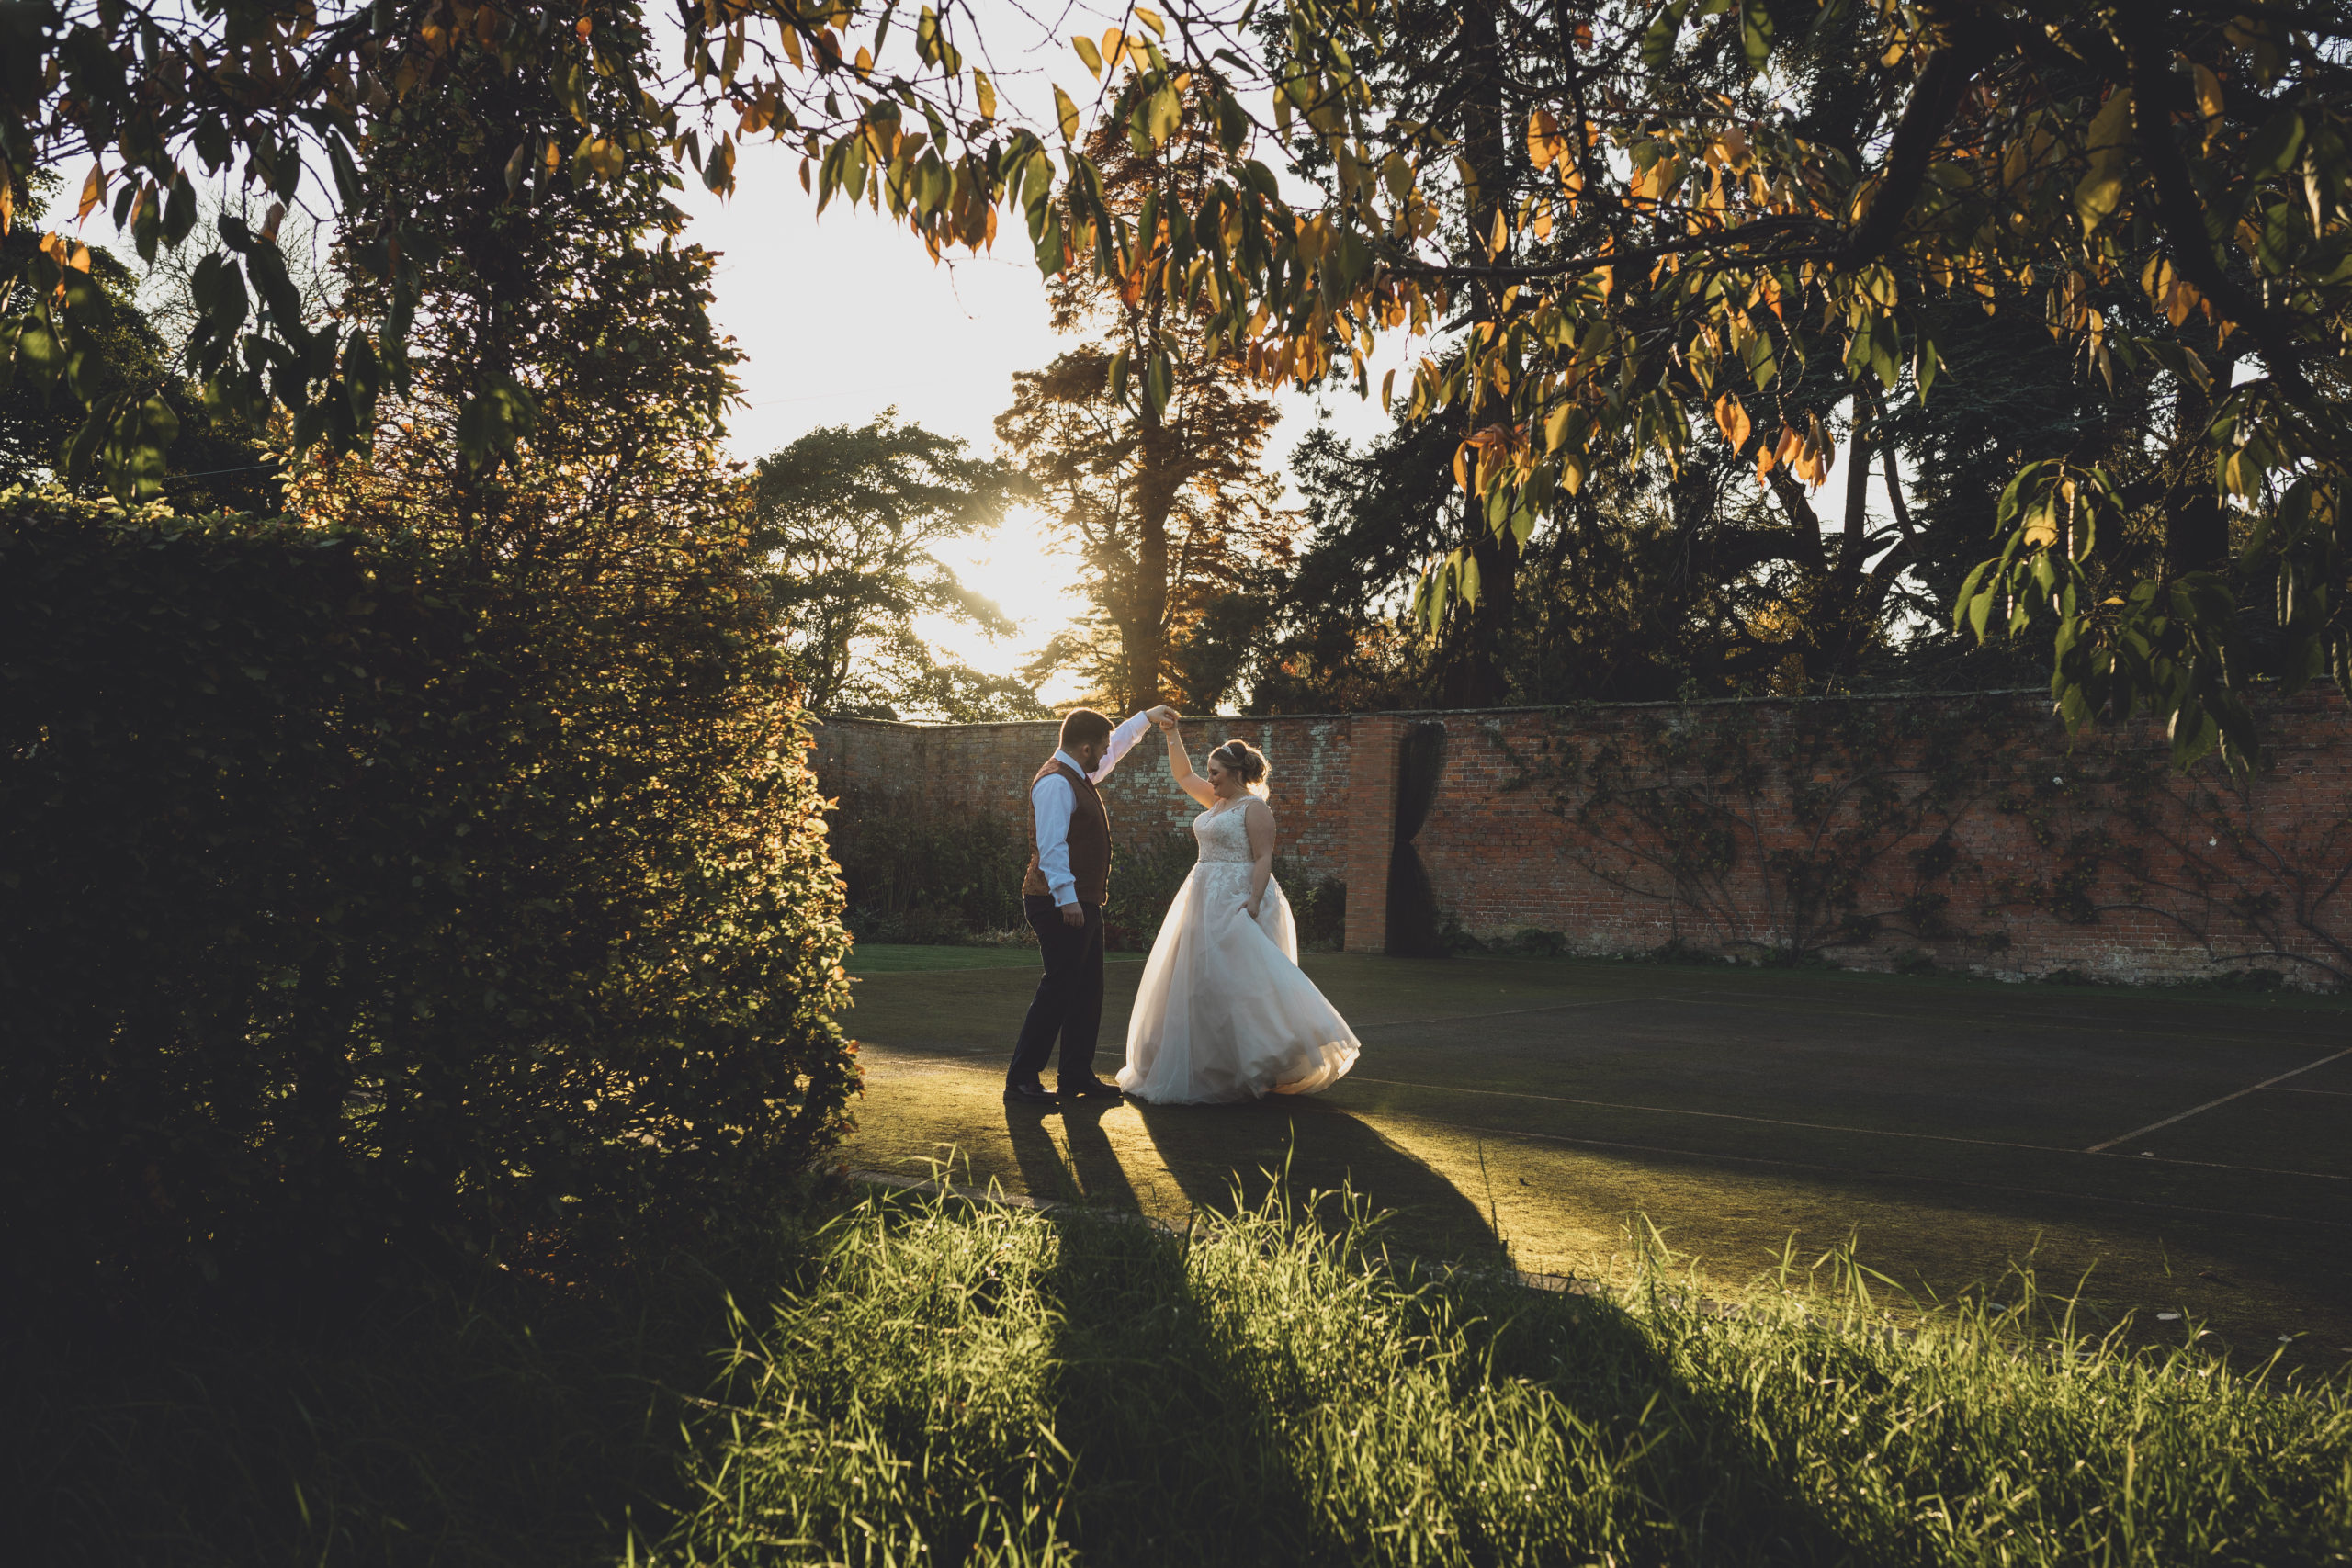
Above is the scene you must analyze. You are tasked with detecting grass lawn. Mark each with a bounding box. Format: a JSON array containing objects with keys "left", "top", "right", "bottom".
[
  {"left": 842, "top": 948, "right": 2352, "bottom": 1367},
  {"left": 653, "top": 1186, "right": 2350, "bottom": 1566},
  {"left": 16, "top": 950, "right": 2348, "bottom": 1565}
]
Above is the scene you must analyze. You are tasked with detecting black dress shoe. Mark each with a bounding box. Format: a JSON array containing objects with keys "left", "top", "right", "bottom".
[
  {"left": 1004, "top": 1082, "right": 1060, "bottom": 1107},
  {"left": 1057, "top": 1076, "right": 1124, "bottom": 1102}
]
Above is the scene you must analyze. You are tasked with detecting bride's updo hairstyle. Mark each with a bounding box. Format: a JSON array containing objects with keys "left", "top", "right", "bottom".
[{"left": 1209, "top": 739, "right": 1272, "bottom": 798}]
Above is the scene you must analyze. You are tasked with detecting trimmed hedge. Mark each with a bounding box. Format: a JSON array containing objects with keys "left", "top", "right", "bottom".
[{"left": 0, "top": 491, "right": 856, "bottom": 1304}]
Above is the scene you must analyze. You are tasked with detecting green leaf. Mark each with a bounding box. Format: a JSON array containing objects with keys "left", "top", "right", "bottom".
[
  {"left": 1146, "top": 81, "right": 1183, "bottom": 147},
  {"left": 1966, "top": 574, "right": 1996, "bottom": 640},
  {"left": 1214, "top": 90, "right": 1250, "bottom": 155},
  {"left": 454, "top": 376, "right": 538, "bottom": 469},
  {"left": 2245, "top": 109, "right": 2306, "bottom": 179},
  {"left": 1740, "top": 0, "right": 1775, "bottom": 75},
  {"left": 1640, "top": 4, "right": 1683, "bottom": 71},
  {"left": 1144, "top": 352, "right": 1172, "bottom": 419}
]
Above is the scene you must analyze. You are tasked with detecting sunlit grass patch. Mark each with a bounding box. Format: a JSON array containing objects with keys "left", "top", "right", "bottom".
[{"left": 647, "top": 1186, "right": 2352, "bottom": 1567}]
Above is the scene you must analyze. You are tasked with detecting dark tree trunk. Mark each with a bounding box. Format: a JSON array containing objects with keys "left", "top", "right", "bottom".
[
  {"left": 1125, "top": 413, "right": 1178, "bottom": 712},
  {"left": 2165, "top": 367, "right": 2229, "bottom": 577},
  {"left": 1447, "top": 0, "right": 1520, "bottom": 708}
]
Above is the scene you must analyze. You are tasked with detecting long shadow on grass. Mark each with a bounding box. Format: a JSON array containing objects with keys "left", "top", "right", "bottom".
[
  {"left": 1004, "top": 1098, "right": 1145, "bottom": 1213},
  {"left": 1132, "top": 1096, "right": 1506, "bottom": 1264},
  {"left": 1453, "top": 1273, "right": 1868, "bottom": 1564},
  {"left": 1040, "top": 1208, "right": 1314, "bottom": 1565},
  {"left": 1036, "top": 1195, "right": 1872, "bottom": 1566}
]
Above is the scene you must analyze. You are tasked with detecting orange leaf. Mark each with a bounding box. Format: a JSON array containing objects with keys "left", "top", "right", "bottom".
[
  {"left": 1526, "top": 108, "right": 1564, "bottom": 171},
  {"left": 1713, "top": 392, "right": 1750, "bottom": 451},
  {"left": 76, "top": 163, "right": 107, "bottom": 224}
]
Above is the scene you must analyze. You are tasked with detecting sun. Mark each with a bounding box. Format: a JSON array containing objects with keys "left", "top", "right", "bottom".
[{"left": 913, "top": 504, "right": 1094, "bottom": 706}]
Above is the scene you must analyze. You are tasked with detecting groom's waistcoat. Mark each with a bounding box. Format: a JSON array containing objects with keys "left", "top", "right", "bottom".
[{"left": 1022, "top": 758, "right": 1112, "bottom": 906}]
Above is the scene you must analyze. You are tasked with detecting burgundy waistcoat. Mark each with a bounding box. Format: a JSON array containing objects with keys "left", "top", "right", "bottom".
[{"left": 1022, "top": 758, "right": 1111, "bottom": 906}]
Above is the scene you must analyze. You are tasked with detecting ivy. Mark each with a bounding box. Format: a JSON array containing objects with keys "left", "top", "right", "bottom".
[{"left": 1521, "top": 694, "right": 2350, "bottom": 987}]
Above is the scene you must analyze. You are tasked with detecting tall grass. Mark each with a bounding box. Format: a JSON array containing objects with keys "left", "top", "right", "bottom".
[
  {"left": 16, "top": 1183, "right": 2346, "bottom": 1566},
  {"left": 650, "top": 1187, "right": 2352, "bottom": 1568}
]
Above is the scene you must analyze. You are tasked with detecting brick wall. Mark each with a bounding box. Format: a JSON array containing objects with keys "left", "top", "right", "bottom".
[{"left": 809, "top": 689, "right": 2352, "bottom": 987}]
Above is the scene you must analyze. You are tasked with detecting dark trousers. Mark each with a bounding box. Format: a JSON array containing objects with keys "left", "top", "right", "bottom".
[{"left": 1008, "top": 895, "right": 1105, "bottom": 1088}]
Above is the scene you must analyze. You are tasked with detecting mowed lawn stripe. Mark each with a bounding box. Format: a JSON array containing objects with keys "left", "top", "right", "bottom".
[
  {"left": 1393, "top": 1112, "right": 2352, "bottom": 1232},
  {"left": 1330, "top": 1080, "right": 2349, "bottom": 1228},
  {"left": 1343, "top": 1072, "right": 2352, "bottom": 1182},
  {"left": 1345, "top": 1003, "right": 2336, "bottom": 1150}
]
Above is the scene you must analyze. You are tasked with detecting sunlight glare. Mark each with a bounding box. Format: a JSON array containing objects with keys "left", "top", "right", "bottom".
[{"left": 915, "top": 502, "right": 1094, "bottom": 707}]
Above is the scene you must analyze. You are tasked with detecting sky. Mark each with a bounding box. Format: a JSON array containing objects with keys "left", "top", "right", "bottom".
[
  {"left": 661, "top": 4, "right": 1906, "bottom": 706},
  {"left": 673, "top": 163, "right": 1399, "bottom": 705}
]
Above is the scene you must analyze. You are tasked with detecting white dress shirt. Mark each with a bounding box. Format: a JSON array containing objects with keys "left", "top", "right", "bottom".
[{"left": 1033, "top": 711, "right": 1155, "bottom": 908}]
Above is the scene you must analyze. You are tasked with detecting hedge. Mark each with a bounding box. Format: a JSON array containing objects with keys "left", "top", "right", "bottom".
[{"left": 0, "top": 490, "right": 857, "bottom": 1305}]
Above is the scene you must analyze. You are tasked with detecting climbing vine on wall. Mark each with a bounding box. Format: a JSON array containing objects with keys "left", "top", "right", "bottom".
[{"left": 1518, "top": 694, "right": 2350, "bottom": 988}]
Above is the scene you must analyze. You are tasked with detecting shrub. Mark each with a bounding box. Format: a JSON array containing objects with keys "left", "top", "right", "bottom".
[
  {"left": 0, "top": 491, "right": 856, "bottom": 1307},
  {"left": 831, "top": 808, "right": 1032, "bottom": 943},
  {"left": 1289, "top": 876, "right": 1347, "bottom": 951},
  {"left": 833, "top": 805, "right": 1337, "bottom": 953},
  {"left": 1103, "top": 830, "right": 1204, "bottom": 951}
]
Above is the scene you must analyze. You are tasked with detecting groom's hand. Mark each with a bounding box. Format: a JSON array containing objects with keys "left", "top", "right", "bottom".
[{"left": 1059, "top": 903, "right": 1085, "bottom": 928}]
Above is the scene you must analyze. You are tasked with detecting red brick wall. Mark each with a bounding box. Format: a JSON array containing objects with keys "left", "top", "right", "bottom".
[{"left": 810, "top": 689, "right": 2352, "bottom": 987}]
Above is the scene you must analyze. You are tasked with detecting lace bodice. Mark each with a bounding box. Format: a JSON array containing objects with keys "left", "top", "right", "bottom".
[{"left": 1192, "top": 801, "right": 1256, "bottom": 863}]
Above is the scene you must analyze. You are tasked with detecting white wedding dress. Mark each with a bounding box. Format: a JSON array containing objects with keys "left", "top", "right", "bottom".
[{"left": 1117, "top": 799, "right": 1361, "bottom": 1104}]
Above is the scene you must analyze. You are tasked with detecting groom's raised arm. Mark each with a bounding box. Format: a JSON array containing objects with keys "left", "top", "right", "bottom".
[{"left": 1084, "top": 710, "right": 1157, "bottom": 784}]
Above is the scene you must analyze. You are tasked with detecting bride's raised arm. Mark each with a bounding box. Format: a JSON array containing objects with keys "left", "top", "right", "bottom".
[{"left": 1159, "top": 715, "right": 1216, "bottom": 807}]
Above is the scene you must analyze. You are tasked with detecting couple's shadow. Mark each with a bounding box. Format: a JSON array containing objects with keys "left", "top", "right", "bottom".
[{"left": 1004, "top": 1091, "right": 1505, "bottom": 1265}]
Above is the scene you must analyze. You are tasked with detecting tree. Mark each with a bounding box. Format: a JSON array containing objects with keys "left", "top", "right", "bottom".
[
  {"left": 1234, "top": 0, "right": 2352, "bottom": 770},
  {"left": 288, "top": 1, "right": 742, "bottom": 588},
  {"left": 0, "top": 174, "right": 286, "bottom": 512},
  {"left": 995, "top": 82, "right": 1288, "bottom": 715},
  {"left": 751, "top": 414, "right": 1044, "bottom": 721},
  {"left": 18, "top": 0, "right": 2351, "bottom": 765},
  {"left": 2, "top": 0, "right": 1029, "bottom": 498},
  {"left": 996, "top": 344, "right": 1286, "bottom": 715}
]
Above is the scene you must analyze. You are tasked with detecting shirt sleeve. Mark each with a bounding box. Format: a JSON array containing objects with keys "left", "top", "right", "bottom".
[
  {"left": 1032, "top": 772, "right": 1079, "bottom": 907},
  {"left": 1087, "top": 710, "right": 1157, "bottom": 784}
]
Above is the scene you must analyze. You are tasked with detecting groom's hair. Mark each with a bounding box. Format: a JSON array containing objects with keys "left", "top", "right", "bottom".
[{"left": 1058, "top": 708, "right": 1114, "bottom": 750}]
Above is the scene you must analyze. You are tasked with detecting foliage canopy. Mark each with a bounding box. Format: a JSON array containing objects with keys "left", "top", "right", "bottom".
[{"left": 8, "top": 0, "right": 2352, "bottom": 760}]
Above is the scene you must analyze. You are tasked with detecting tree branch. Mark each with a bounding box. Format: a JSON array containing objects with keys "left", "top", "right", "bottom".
[
  {"left": 2115, "top": 10, "right": 2318, "bottom": 405},
  {"left": 1836, "top": 8, "right": 2004, "bottom": 267}
]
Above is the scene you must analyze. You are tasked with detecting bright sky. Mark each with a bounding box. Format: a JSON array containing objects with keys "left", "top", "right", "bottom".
[{"left": 665, "top": 2, "right": 1402, "bottom": 707}]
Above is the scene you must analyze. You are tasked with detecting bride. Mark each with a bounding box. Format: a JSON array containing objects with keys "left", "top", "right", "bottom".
[{"left": 1116, "top": 715, "right": 1361, "bottom": 1104}]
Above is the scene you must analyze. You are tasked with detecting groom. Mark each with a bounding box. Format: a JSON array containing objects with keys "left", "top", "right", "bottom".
[{"left": 1004, "top": 703, "right": 1173, "bottom": 1107}]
